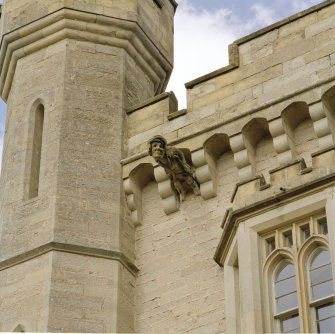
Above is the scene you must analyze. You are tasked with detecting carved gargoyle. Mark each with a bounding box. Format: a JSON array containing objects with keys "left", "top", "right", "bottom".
[{"left": 148, "top": 135, "right": 200, "bottom": 201}]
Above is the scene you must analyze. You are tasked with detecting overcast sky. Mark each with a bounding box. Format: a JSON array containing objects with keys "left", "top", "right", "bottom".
[{"left": 0, "top": 0, "right": 324, "bottom": 169}]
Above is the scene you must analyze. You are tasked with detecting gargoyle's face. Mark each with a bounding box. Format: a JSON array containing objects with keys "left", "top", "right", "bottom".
[{"left": 151, "top": 141, "right": 165, "bottom": 160}]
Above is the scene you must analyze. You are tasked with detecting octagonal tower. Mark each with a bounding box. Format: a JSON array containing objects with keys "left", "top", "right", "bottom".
[{"left": 0, "top": 0, "right": 176, "bottom": 331}]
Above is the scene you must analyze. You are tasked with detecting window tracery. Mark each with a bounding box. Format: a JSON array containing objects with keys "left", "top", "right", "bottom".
[{"left": 262, "top": 213, "right": 335, "bottom": 333}]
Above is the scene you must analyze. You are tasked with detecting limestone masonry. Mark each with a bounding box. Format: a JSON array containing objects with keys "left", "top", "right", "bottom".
[{"left": 0, "top": 0, "right": 335, "bottom": 333}]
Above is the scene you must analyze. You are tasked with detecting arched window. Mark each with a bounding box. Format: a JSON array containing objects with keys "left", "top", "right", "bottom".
[
  {"left": 28, "top": 103, "right": 44, "bottom": 199},
  {"left": 274, "top": 261, "right": 300, "bottom": 333},
  {"left": 309, "top": 248, "right": 335, "bottom": 333}
]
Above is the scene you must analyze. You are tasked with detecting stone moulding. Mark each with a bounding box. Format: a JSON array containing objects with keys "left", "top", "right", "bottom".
[
  {"left": 0, "top": 242, "right": 139, "bottom": 276},
  {"left": 214, "top": 172, "right": 335, "bottom": 266},
  {"left": 126, "top": 91, "right": 178, "bottom": 115},
  {"left": 0, "top": 8, "right": 173, "bottom": 101}
]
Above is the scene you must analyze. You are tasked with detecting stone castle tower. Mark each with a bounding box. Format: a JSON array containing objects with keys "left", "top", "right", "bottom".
[{"left": 1, "top": 0, "right": 335, "bottom": 333}]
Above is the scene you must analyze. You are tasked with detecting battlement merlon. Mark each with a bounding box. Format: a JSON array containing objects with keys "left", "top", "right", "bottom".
[
  {"left": 125, "top": 0, "right": 335, "bottom": 158},
  {"left": 0, "top": 0, "right": 176, "bottom": 102}
]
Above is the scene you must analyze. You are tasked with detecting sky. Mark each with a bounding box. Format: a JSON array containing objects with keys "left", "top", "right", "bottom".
[{"left": 0, "top": 0, "right": 324, "bottom": 169}]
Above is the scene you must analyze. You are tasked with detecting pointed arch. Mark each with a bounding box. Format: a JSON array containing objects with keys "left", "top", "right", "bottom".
[
  {"left": 297, "top": 236, "right": 330, "bottom": 331},
  {"left": 322, "top": 85, "right": 335, "bottom": 117},
  {"left": 25, "top": 99, "right": 45, "bottom": 199},
  {"left": 263, "top": 248, "right": 295, "bottom": 332},
  {"left": 124, "top": 162, "right": 155, "bottom": 225},
  {"left": 281, "top": 102, "right": 318, "bottom": 165},
  {"left": 242, "top": 117, "right": 276, "bottom": 179}
]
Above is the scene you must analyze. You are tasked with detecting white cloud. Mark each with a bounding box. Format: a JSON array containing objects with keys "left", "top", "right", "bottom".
[
  {"left": 250, "top": 4, "right": 277, "bottom": 26},
  {"left": 166, "top": 0, "right": 322, "bottom": 109},
  {"left": 167, "top": 0, "right": 239, "bottom": 108},
  {"left": 291, "top": 0, "right": 320, "bottom": 11},
  {"left": 166, "top": 1, "right": 278, "bottom": 108}
]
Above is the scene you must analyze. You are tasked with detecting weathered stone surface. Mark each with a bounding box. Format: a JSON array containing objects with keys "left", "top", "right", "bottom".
[{"left": 2, "top": 0, "right": 335, "bottom": 333}]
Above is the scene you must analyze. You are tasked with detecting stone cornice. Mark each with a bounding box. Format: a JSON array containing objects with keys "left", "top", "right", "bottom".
[
  {"left": 0, "top": 8, "right": 173, "bottom": 101},
  {"left": 214, "top": 172, "right": 335, "bottom": 267},
  {"left": 0, "top": 242, "right": 139, "bottom": 276}
]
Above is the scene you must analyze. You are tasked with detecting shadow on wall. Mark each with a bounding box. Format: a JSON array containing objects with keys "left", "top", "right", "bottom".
[{"left": 0, "top": 98, "right": 6, "bottom": 173}]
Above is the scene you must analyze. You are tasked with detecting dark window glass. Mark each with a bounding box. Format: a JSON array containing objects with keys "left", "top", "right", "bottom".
[
  {"left": 317, "top": 303, "right": 335, "bottom": 321},
  {"left": 275, "top": 263, "right": 298, "bottom": 313},
  {"left": 310, "top": 250, "right": 334, "bottom": 300},
  {"left": 310, "top": 264, "right": 332, "bottom": 286},
  {"left": 266, "top": 237, "right": 276, "bottom": 256},
  {"left": 317, "top": 217, "right": 328, "bottom": 235},
  {"left": 284, "top": 231, "right": 293, "bottom": 248},
  {"left": 277, "top": 292, "right": 298, "bottom": 313},
  {"left": 277, "top": 263, "right": 295, "bottom": 281},
  {"left": 300, "top": 224, "right": 310, "bottom": 242},
  {"left": 312, "top": 281, "right": 334, "bottom": 300},
  {"left": 281, "top": 314, "right": 300, "bottom": 333},
  {"left": 311, "top": 250, "right": 331, "bottom": 270},
  {"left": 275, "top": 277, "right": 297, "bottom": 297}
]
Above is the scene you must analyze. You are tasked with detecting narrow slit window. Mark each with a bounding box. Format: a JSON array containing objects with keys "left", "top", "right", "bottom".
[
  {"left": 266, "top": 237, "right": 276, "bottom": 256},
  {"left": 300, "top": 224, "right": 310, "bottom": 243},
  {"left": 283, "top": 231, "right": 293, "bottom": 248},
  {"left": 317, "top": 218, "right": 328, "bottom": 235},
  {"left": 28, "top": 104, "right": 44, "bottom": 199}
]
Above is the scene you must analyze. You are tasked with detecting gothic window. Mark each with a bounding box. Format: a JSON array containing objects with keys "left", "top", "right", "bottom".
[
  {"left": 222, "top": 191, "right": 335, "bottom": 334},
  {"left": 28, "top": 103, "right": 44, "bottom": 199},
  {"left": 263, "top": 214, "right": 335, "bottom": 333},
  {"left": 309, "top": 248, "right": 335, "bottom": 333},
  {"left": 274, "top": 262, "right": 300, "bottom": 333}
]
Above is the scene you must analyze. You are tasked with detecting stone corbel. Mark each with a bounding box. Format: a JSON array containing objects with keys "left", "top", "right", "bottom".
[
  {"left": 154, "top": 166, "right": 180, "bottom": 214},
  {"left": 192, "top": 148, "right": 217, "bottom": 200},
  {"left": 124, "top": 163, "right": 154, "bottom": 225},
  {"left": 124, "top": 177, "right": 142, "bottom": 226},
  {"left": 269, "top": 116, "right": 296, "bottom": 165},
  {"left": 309, "top": 101, "right": 335, "bottom": 149},
  {"left": 230, "top": 133, "right": 254, "bottom": 181}
]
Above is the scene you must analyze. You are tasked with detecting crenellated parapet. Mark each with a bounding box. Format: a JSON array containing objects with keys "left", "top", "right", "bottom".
[
  {"left": 122, "top": 0, "right": 335, "bottom": 223},
  {"left": 123, "top": 84, "right": 335, "bottom": 224}
]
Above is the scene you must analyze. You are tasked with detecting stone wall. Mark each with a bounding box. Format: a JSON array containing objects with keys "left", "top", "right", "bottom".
[{"left": 123, "top": 2, "right": 335, "bottom": 333}]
